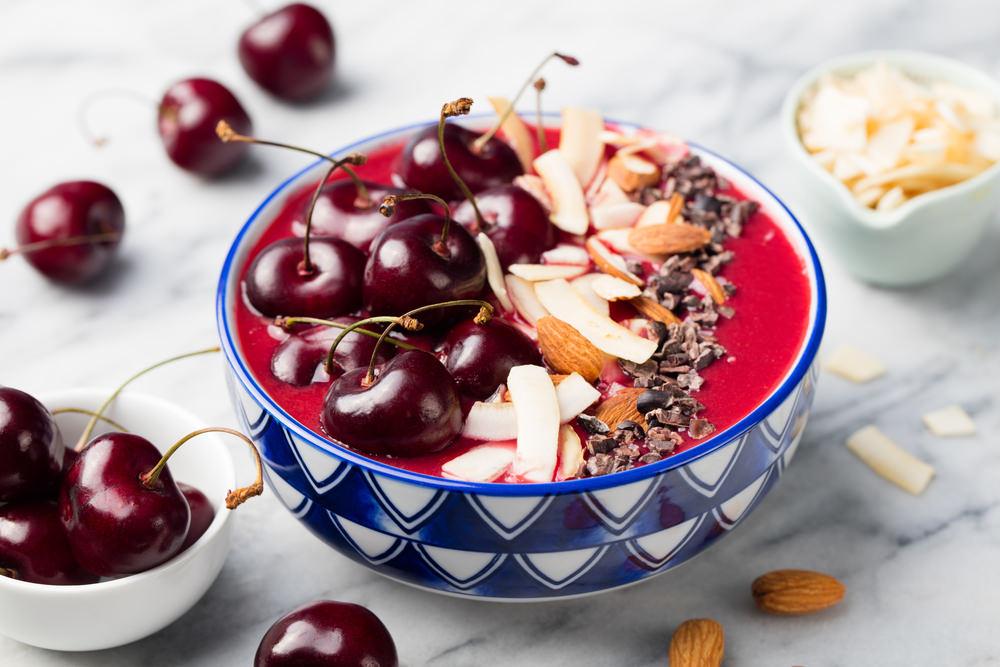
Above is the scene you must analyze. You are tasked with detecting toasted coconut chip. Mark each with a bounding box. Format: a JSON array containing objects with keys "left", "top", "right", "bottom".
[
  {"left": 608, "top": 152, "right": 661, "bottom": 192},
  {"left": 513, "top": 174, "right": 552, "bottom": 211},
  {"left": 541, "top": 244, "right": 590, "bottom": 266},
  {"left": 585, "top": 236, "right": 643, "bottom": 285},
  {"left": 463, "top": 401, "right": 518, "bottom": 441},
  {"left": 824, "top": 345, "right": 886, "bottom": 383},
  {"left": 508, "top": 365, "right": 561, "bottom": 483},
  {"left": 591, "top": 202, "right": 646, "bottom": 230},
  {"left": 533, "top": 149, "right": 590, "bottom": 235},
  {"left": 556, "top": 425, "right": 584, "bottom": 481},
  {"left": 846, "top": 425, "right": 935, "bottom": 495},
  {"left": 487, "top": 96, "right": 535, "bottom": 173},
  {"left": 476, "top": 233, "right": 513, "bottom": 311},
  {"left": 509, "top": 263, "right": 588, "bottom": 281},
  {"left": 635, "top": 199, "right": 673, "bottom": 227},
  {"left": 560, "top": 107, "right": 605, "bottom": 187},
  {"left": 591, "top": 274, "right": 642, "bottom": 301},
  {"left": 505, "top": 274, "right": 548, "bottom": 325},
  {"left": 442, "top": 444, "right": 515, "bottom": 482},
  {"left": 570, "top": 273, "right": 611, "bottom": 316},
  {"left": 556, "top": 372, "right": 602, "bottom": 422},
  {"left": 589, "top": 176, "right": 631, "bottom": 207},
  {"left": 922, "top": 405, "right": 976, "bottom": 437}
]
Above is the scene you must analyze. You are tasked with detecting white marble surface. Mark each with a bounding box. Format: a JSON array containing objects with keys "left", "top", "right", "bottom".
[{"left": 2, "top": 0, "right": 999, "bottom": 664}]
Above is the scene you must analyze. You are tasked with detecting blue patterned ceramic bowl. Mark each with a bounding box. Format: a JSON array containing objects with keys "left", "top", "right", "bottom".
[{"left": 216, "top": 117, "right": 826, "bottom": 601}]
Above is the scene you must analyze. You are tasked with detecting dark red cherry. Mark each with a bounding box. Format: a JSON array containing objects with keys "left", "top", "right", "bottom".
[
  {"left": 158, "top": 78, "right": 252, "bottom": 176},
  {"left": 239, "top": 3, "right": 335, "bottom": 102},
  {"left": 322, "top": 350, "right": 462, "bottom": 457},
  {"left": 271, "top": 321, "right": 389, "bottom": 386},
  {"left": 442, "top": 319, "right": 541, "bottom": 400},
  {"left": 245, "top": 237, "right": 365, "bottom": 318},
  {"left": 59, "top": 433, "right": 190, "bottom": 577},
  {"left": 0, "top": 501, "right": 98, "bottom": 586},
  {"left": 363, "top": 215, "right": 485, "bottom": 328},
  {"left": 396, "top": 123, "right": 522, "bottom": 201},
  {"left": 178, "top": 483, "right": 214, "bottom": 552},
  {"left": 454, "top": 184, "right": 557, "bottom": 267},
  {"left": 291, "top": 181, "right": 431, "bottom": 252},
  {"left": 13, "top": 181, "right": 124, "bottom": 284},
  {"left": 0, "top": 387, "right": 64, "bottom": 503},
  {"left": 255, "top": 600, "right": 397, "bottom": 667}
]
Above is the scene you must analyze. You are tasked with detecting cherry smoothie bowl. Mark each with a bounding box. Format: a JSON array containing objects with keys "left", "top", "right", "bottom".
[{"left": 216, "top": 101, "right": 826, "bottom": 600}]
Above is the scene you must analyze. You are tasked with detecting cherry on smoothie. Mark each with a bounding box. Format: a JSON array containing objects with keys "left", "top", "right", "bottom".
[
  {"left": 442, "top": 319, "right": 541, "bottom": 400},
  {"left": 239, "top": 3, "right": 335, "bottom": 102},
  {"left": 5, "top": 181, "right": 124, "bottom": 284},
  {"left": 158, "top": 78, "right": 253, "bottom": 176},
  {"left": 178, "top": 482, "right": 214, "bottom": 552},
  {"left": 454, "top": 183, "right": 556, "bottom": 267},
  {"left": 0, "top": 501, "right": 98, "bottom": 586},
  {"left": 0, "top": 387, "right": 65, "bottom": 503},
  {"left": 255, "top": 600, "right": 398, "bottom": 667},
  {"left": 364, "top": 194, "right": 486, "bottom": 328}
]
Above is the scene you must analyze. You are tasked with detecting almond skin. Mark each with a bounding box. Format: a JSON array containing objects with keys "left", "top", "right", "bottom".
[
  {"left": 752, "top": 569, "right": 846, "bottom": 615},
  {"left": 668, "top": 618, "right": 724, "bottom": 667},
  {"left": 692, "top": 268, "right": 727, "bottom": 305},
  {"left": 594, "top": 387, "right": 646, "bottom": 429},
  {"left": 628, "top": 221, "right": 712, "bottom": 256},
  {"left": 536, "top": 317, "right": 604, "bottom": 382},
  {"left": 631, "top": 295, "right": 681, "bottom": 325}
]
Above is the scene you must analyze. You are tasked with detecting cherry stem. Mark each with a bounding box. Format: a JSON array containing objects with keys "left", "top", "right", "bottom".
[
  {"left": 300, "top": 153, "right": 367, "bottom": 274},
  {"left": 140, "top": 427, "right": 263, "bottom": 510},
  {"left": 76, "top": 87, "right": 156, "bottom": 148},
  {"left": 362, "top": 299, "right": 494, "bottom": 385},
  {"left": 273, "top": 316, "right": 419, "bottom": 351},
  {"left": 323, "top": 316, "right": 421, "bottom": 376},
  {"left": 51, "top": 408, "right": 129, "bottom": 433},
  {"left": 75, "top": 346, "right": 221, "bottom": 452},
  {"left": 438, "top": 98, "right": 486, "bottom": 230},
  {"left": 0, "top": 232, "right": 121, "bottom": 262},
  {"left": 215, "top": 121, "right": 372, "bottom": 207},
  {"left": 473, "top": 51, "right": 579, "bottom": 152},
  {"left": 379, "top": 193, "right": 453, "bottom": 254},
  {"left": 0, "top": 568, "right": 15, "bottom": 580},
  {"left": 534, "top": 78, "right": 548, "bottom": 152}
]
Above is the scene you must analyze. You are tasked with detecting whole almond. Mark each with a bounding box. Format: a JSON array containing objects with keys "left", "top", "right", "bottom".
[
  {"left": 752, "top": 569, "right": 846, "bottom": 615},
  {"left": 692, "top": 268, "right": 727, "bottom": 305},
  {"left": 594, "top": 387, "right": 646, "bottom": 429},
  {"left": 668, "top": 618, "right": 724, "bottom": 667},
  {"left": 631, "top": 295, "right": 681, "bottom": 325},
  {"left": 628, "top": 221, "right": 712, "bottom": 256},
  {"left": 536, "top": 317, "right": 604, "bottom": 382}
]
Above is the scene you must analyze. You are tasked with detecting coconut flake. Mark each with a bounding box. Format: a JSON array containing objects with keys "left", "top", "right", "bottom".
[
  {"left": 463, "top": 401, "right": 517, "bottom": 441},
  {"left": 476, "top": 233, "right": 513, "bottom": 311},
  {"left": 556, "top": 372, "right": 601, "bottom": 421},
  {"left": 533, "top": 149, "right": 590, "bottom": 235},
  {"left": 824, "top": 345, "right": 887, "bottom": 383},
  {"left": 508, "top": 365, "right": 560, "bottom": 483},
  {"left": 570, "top": 273, "right": 610, "bottom": 316},
  {"left": 556, "top": 425, "right": 584, "bottom": 481},
  {"left": 442, "top": 444, "right": 515, "bottom": 482},
  {"left": 922, "top": 405, "right": 976, "bottom": 437},
  {"left": 845, "top": 425, "right": 935, "bottom": 495},
  {"left": 509, "top": 263, "right": 588, "bottom": 281}
]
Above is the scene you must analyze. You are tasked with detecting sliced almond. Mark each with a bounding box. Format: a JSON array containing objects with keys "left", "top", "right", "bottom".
[
  {"left": 591, "top": 202, "right": 646, "bottom": 230},
  {"left": 487, "top": 96, "right": 535, "bottom": 173},
  {"left": 630, "top": 295, "right": 682, "bottom": 325},
  {"left": 922, "top": 405, "right": 976, "bottom": 437},
  {"left": 585, "top": 237, "right": 643, "bottom": 286},
  {"left": 845, "top": 425, "right": 935, "bottom": 495},
  {"left": 752, "top": 570, "right": 846, "bottom": 616},
  {"left": 589, "top": 176, "right": 631, "bottom": 207},
  {"left": 559, "top": 107, "right": 605, "bottom": 186},
  {"left": 508, "top": 365, "right": 560, "bottom": 483},
  {"left": 824, "top": 345, "right": 886, "bottom": 383},
  {"left": 463, "top": 401, "right": 518, "bottom": 441},
  {"left": 668, "top": 618, "right": 725, "bottom": 667},
  {"left": 634, "top": 199, "right": 673, "bottom": 227},
  {"left": 595, "top": 228, "right": 662, "bottom": 262},
  {"left": 570, "top": 273, "right": 611, "bottom": 316},
  {"left": 513, "top": 174, "right": 552, "bottom": 211},
  {"left": 535, "top": 279, "right": 658, "bottom": 363},
  {"left": 533, "top": 149, "right": 589, "bottom": 234},
  {"left": 540, "top": 244, "right": 590, "bottom": 266},
  {"left": 505, "top": 274, "right": 548, "bottom": 325},
  {"left": 536, "top": 316, "right": 605, "bottom": 382},
  {"left": 594, "top": 387, "right": 647, "bottom": 429},
  {"left": 476, "top": 233, "right": 513, "bottom": 311},
  {"left": 509, "top": 263, "right": 588, "bottom": 281},
  {"left": 692, "top": 268, "right": 727, "bottom": 304},
  {"left": 628, "top": 222, "right": 712, "bottom": 256},
  {"left": 608, "top": 152, "right": 661, "bottom": 192},
  {"left": 556, "top": 424, "right": 584, "bottom": 481},
  {"left": 591, "top": 274, "right": 642, "bottom": 301},
  {"left": 441, "top": 444, "right": 514, "bottom": 482}
]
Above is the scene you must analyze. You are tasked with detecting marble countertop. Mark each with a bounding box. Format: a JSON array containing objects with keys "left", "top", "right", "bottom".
[{"left": 2, "top": 0, "right": 998, "bottom": 664}]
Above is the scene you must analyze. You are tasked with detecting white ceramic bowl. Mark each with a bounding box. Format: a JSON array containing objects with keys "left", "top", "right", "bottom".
[
  {"left": 781, "top": 50, "right": 1000, "bottom": 286},
  {"left": 0, "top": 389, "right": 236, "bottom": 652}
]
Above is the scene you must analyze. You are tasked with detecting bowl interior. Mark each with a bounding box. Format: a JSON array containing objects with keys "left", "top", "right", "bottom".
[{"left": 217, "top": 115, "right": 826, "bottom": 494}]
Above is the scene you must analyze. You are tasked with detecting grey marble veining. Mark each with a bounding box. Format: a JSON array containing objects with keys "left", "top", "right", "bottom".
[{"left": 1, "top": 0, "right": 998, "bottom": 664}]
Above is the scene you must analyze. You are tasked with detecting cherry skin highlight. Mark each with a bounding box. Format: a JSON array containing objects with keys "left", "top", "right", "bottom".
[
  {"left": 321, "top": 350, "right": 462, "bottom": 457},
  {"left": 255, "top": 600, "right": 398, "bottom": 667},
  {"left": 442, "top": 319, "right": 541, "bottom": 400},
  {"left": 239, "top": 3, "right": 335, "bottom": 101},
  {"left": 0, "top": 501, "right": 99, "bottom": 586},
  {"left": 396, "top": 123, "right": 522, "bottom": 201},
  {"left": 59, "top": 432, "right": 191, "bottom": 577},
  {"left": 454, "top": 184, "right": 557, "bottom": 267},
  {"left": 14, "top": 181, "right": 125, "bottom": 283},
  {"left": 245, "top": 237, "right": 366, "bottom": 318},
  {"left": 158, "top": 77, "right": 253, "bottom": 176},
  {"left": 178, "top": 483, "right": 214, "bottom": 552},
  {"left": 0, "top": 387, "right": 64, "bottom": 502},
  {"left": 363, "top": 215, "right": 485, "bottom": 328}
]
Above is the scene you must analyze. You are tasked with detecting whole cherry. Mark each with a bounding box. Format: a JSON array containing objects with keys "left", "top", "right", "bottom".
[
  {"left": 442, "top": 319, "right": 541, "bottom": 400},
  {"left": 6, "top": 181, "right": 124, "bottom": 284},
  {"left": 158, "top": 78, "right": 253, "bottom": 176},
  {"left": 239, "top": 3, "right": 335, "bottom": 102},
  {"left": 178, "top": 483, "right": 214, "bottom": 552},
  {"left": 453, "top": 184, "right": 556, "bottom": 266},
  {"left": 0, "top": 387, "right": 64, "bottom": 503},
  {"left": 255, "top": 600, "right": 398, "bottom": 667},
  {"left": 0, "top": 501, "right": 98, "bottom": 586}
]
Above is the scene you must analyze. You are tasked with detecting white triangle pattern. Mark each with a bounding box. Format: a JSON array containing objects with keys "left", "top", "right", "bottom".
[
  {"left": 263, "top": 467, "right": 311, "bottom": 517},
  {"left": 365, "top": 472, "right": 447, "bottom": 532},
  {"left": 285, "top": 430, "right": 349, "bottom": 494},
  {"left": 714, "top": 468, "right": 771, "bottom": 528},
  {"left": 679, "top": 434, "right": 746, "bottom": 497},
  {"left": 583, "top": 477, "right": 658, "bottom": 532},
  {"left": 782, "top": 424, "right": 806, "bottom": 469},
  {"left": 417, "top": 545, "right": 507, "bottom": 589},
  {"left": 627, "top": 515, "right": 702, "bottom": 568},
  {"left": 466, "top": 494, "right": 554, "bottom": 541},
  {"left": 331, "top": 514, "right": 404, "bottom": 564},
  {"left": 514, "top": 546, "right": 609, "bottom": 590},
  {"left": 236, "top": 384, "right": 267, "bottom": 435},
  {"left": 763, "top": 387, "right": 799, "bottom": 447}
]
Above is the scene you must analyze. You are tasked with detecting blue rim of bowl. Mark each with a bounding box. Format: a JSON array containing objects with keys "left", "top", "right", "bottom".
[{"left": 216, "top": 114, "right": 827, "bottom": 496}]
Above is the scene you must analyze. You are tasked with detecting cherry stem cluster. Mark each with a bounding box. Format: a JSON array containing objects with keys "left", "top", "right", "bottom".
[
  {"left": 273, "top": 316, "right": 419, "bottom": 351},
  {"left": 140, "top": 427, "right": 264, "bottom": 510},
  {"left": 438, "top": 98, "right": 486, "bottom": 229},
  {"left": 0, "top": 232, "right": 121, "bottom": 262},
  {"left": 300, "top": 152, "right": 367, "bottom": 274}
]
